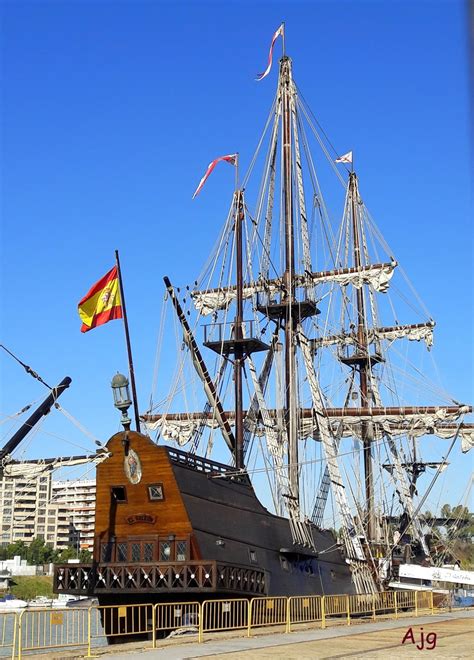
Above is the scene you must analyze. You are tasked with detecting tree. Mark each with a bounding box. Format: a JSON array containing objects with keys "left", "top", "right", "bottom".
[
  {"left": 441, "top": 503, "right": 452, "bottom": 518},
  {"left": 26, "top": 538, "right": 48, "bottom": 565},
  {"left": 78, "top": 549, "right": 92, "bottom": 563},
  {"left": 6, "top": 540, "right": 27, "bottom": 559},
  {"left": 57, "top": 546, "right": 78, "bottom": 563}
]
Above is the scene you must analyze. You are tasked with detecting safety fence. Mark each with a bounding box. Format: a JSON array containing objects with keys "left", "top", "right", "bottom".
[
  {"left": 0, "top": 590, "right": 443, "bottom": 657},
  {"left": 0, "top": 612, "right": 17, "bottom": 660}
]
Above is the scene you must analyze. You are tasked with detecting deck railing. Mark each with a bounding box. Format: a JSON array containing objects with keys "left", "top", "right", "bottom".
[{"left": 54, "top": 560, "right": 266, "bottom": 595}]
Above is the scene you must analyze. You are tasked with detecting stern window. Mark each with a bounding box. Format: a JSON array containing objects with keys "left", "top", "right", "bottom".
[
  {"left": 131, "top": 543, "right": 141, "bottom": 562},
  {"left": 117, "top": 542, "right": 127, "bottom": 562},
  {"left": 144, "top": 542, "right": 154, "bottom": 562},
  {"left": 101, "top": 543, "right": 113, "bottom": 562},
  {"left": 176, "top": 540, "right": 187, "bottom": 561},
  {"left": 160, "top": 541, "right": 171, "bottom": 561}
]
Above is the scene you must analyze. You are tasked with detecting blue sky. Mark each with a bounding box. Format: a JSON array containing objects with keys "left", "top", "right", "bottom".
[{"left": 0, "top": 1, "right": 472, "bottom": 512}]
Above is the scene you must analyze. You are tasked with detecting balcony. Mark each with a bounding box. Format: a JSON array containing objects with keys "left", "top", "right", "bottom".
[{"left": 54, "top": 561, "right": 266, "bottom": 596}]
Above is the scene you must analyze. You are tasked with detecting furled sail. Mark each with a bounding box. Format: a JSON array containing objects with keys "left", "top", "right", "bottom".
[
  {"left": 147, "top": 416, "right": 220, "bottom": 445},
  {"left": 191, "top": 262, "right": 397, "bottom": 315},
  {"left": 192, "top": 281, "right": 281, "bottom": 315},
  {"left": 302, "top": 407, "right": 473, "bottom": 451},
  {"left": 142, "top": 406, "right": 473, "bottom": 451},
  {"left": 310, "top": 322, "right": 435, "bottom": 351},
  {"left": 308, "top": 261, "right": 397, "bottom": 292},
  {"left": 3, "top": 453, "right": 108, "bottom": 478}
]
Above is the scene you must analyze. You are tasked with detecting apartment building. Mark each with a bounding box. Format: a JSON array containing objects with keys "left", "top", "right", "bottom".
[
  {"left": 0, "top": 473, "right": 96, "bottom": 552},
  {"left": 52, "top": 479, "right": 96, "bottom": 552}
]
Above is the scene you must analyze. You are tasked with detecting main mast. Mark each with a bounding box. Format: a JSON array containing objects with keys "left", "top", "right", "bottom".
[
  {"left": 281, "top": 56, "right": 299, "bottom": 502},
  {"left": 234, "top": 190, "right": 244, "bottom": 469}
]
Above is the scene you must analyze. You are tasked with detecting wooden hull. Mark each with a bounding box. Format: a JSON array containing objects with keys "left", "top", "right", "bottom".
[{"left": 54, "top": 431, "right": 355, "bottom": 603}]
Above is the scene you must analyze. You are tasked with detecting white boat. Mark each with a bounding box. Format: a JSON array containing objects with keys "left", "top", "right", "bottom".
[
  {"left": 51, "top": 594, "right": 78, "bottom": 608},
  {"left": 0, "top": 596, "right": 27, "bottom": 612},
  {"left": 27, "top": 596, "right": 53, "bottom": 609}
]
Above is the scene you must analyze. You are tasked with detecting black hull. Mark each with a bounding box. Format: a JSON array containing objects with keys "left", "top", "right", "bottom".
[{"left": 169, "top": 448, "right": 355, "bottom": 598}]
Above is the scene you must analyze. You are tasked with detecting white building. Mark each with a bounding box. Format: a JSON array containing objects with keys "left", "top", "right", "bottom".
[
  {"left": 0, "top": 555, "right": 37, "bottom": 576},
  {"left": 0, "top": 473, "right": 96, "bottom": 552},
  {"left": 52, "top": 480, "right": 96, "bottom": 552}
]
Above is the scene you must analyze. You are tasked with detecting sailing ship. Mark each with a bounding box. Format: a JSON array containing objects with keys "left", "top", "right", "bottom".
[{"left": 53, "top": 30, "right": 472, "bottom": 608}]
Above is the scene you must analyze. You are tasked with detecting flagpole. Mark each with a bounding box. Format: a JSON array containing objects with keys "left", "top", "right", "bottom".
[
  {"left": 115, "top": 249, "right": 141, "bottom": 432},
  {"left": 282, "top": 22, "right": 286, "bottom": 56}
]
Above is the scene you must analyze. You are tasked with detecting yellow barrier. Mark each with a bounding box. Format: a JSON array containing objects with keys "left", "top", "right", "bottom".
[
  {"left": 374, "top": 591, "right": 397, "bottom": 618},
  {"left": 0, "top": 612, "right": 17, "bottom": 660},
  {"left": 288, "top": 595, "right": 323, "bottom": 632},
  {"left": 395, "top": 590, "right": 416, "bottom": 611},
  {"left": 415, "top": 591, "right": 433, "bottom": 614},
  {"left": 200, "top": 599, "right": 248, "bottom": 643},
  {"left": 322, "top": 594, "right": 349, "bottom": 626},
  {"left": 347, "top": 593, "right": 375, "bottom": 621},
  {"left": 88, "top": 602, "right": 154, "bottom": 655},
  {"left": 10, "top": 589, "right": 440, "bottom": 656},
  {"left": 249, "top": 597, "right": 288, "bottom": 634},
  {"left": 18, "top": 608, "right": 88, "bottom": 660},
  {"left": 153, "top": 601, "right": 200, "bottom": 646}
]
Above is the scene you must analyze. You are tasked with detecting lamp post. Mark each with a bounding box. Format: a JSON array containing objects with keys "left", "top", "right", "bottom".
[{"left": 111, "top": 373, "right": 132, "bottom": 442}]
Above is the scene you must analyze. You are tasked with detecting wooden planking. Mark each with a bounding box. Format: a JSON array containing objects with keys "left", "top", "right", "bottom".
[{"left": 94, "top": 431, "right": 194, "bottom": 559}]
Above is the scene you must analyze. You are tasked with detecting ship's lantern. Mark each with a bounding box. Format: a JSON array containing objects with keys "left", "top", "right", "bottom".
[{"left": 111, "top": 372, "right": 132, "bottom": 430}]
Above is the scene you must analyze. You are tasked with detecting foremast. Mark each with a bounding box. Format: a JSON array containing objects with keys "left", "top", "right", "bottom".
[{"left": 348, "top": 171, "right": 376, "bottom": 542}]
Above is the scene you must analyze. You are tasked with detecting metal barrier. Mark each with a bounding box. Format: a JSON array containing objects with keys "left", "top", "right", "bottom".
[
  {"left": 249, "top": 597, "right": 288, "bottom": 634},
  {"left": 322, "top": 594, "right": 350, "bottom": 626},
  {"left": 0, "top": 612, "right": 17, "bottom": 660},
  {"left": 288, "top": 595, "right": 323, "bottom": 632},
  {"left": 374, "top": 590, "right": 397, "bottom": 618},
  {"left": 395, "top": 590, "right": 416, "bottom": 611},
  {"left": 8, "top": 589, "right": 441, "bottom": 657},
  {"left": 348, "top": 593, "right": 376, "bottom": 621},
  {"left": 88, "top": 602, "right": 154, "bottom": 655},
  {"left": 199, "top": 598, "right": 248, "bottom": 642},
  {"left": 17, "top": 608, "right": 88, "bottom": 660},
  {"left": 153, "top": 601, "right": 200, "bottom": 646},
  {"left": 416, "top": 590, "right": 434, "bottom": 614}
]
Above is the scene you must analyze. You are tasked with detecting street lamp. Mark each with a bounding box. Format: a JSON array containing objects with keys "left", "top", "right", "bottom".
[{"left": 111, "top": 373, "right": 132, "bottom": 431}]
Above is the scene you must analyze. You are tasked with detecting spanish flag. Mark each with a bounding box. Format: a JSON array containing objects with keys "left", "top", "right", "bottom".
[{"left": 78, "top": 266, "right": 123, "bottom": 333}]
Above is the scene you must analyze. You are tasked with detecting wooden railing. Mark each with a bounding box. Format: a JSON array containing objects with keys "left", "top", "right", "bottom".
[{"left": 54, "top": 560, "right": 266, "bottom": 596}]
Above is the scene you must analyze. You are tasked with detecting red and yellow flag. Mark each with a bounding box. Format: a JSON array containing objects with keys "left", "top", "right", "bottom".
[{"left": 78, "top": 266, "right": 122, "bottom": 333}]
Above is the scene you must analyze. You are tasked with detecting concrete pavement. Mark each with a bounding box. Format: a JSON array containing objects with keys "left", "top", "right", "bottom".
[{"left": 101, "top": 610, "right": 473, "bottom": 660}]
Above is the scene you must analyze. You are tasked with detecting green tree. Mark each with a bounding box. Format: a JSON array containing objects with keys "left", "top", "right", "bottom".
[
  {"left": 78, "top": 549, "right": 92, "bottom": 563},
  {"left": 57, "top": 546, "right": 78, "bottom": 563},
  {"left": 6, "top": 540, "right": 27, "bottom": 559},
  {"left": 26, "top": 538, "right": 47, "bottom": 565},
  {"left": 441, "top": 503, "right": 452, "bottom": 518}
]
